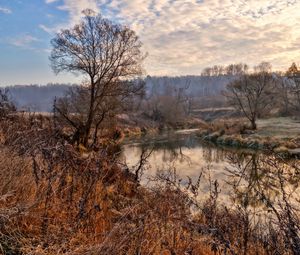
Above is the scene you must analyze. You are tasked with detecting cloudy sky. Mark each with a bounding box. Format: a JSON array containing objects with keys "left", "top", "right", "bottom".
[{"left": 0, "top": 0, "right": 300, "bottom": 85}]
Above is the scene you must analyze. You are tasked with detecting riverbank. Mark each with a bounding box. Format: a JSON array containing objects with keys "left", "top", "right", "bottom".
[
  {"left": 117, "top": 113, "right": 208, "bottom": 138},
  {"left": 197, "top": 117, "right": 300, "bottom": 158}
]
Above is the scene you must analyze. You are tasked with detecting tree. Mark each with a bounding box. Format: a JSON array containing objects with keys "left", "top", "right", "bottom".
[
  {"left": 225, "top": 62, "right": 275, "bottom": 130},
  {"left": 50, "top": 9, "right": 145, "bottom": 146},
  {"left": 225, "top": 63, "right": 249, "bottom": 76},
  {"left": 143, "top": 78, "right": 190, "bottom": 125},
  {"left": 0, "top": 89, "right": 16, "bottom": 118},
  {"left": 201, "top": 63, "right": 248, "bottom": 77},
  {"left": 274, "top": 72, "right": 291, "bottom": 116},
  {"left": 286, "top": 62, "right": 300, "bottom": 114}
]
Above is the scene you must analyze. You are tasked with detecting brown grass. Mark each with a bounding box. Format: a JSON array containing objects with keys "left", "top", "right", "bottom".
[{"left": 0, "top": 114, "right": 298, "bottom": 254}]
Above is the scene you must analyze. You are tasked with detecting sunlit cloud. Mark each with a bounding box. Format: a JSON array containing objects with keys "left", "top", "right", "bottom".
[
  {"left": 43, "top": 0, "right": 300, "bottom": 74},
  {"left": 39, "top": 24, "right": 55, "bottom": 34},
  {"left": 42, "top": 0, "right": 100, "bottom": 35},
  {"left": 45, "top": 0, "right": 99, "bottom": 30}
]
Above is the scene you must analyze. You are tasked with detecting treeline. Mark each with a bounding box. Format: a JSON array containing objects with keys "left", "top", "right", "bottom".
[
  {"left": 201, "top": 63, "right": 249, "bottom": 76},
  {"left": 5, "top": 76, "right": 231, "bottom": 113},
  {"left": 6, "top": 83, "right": 72, "bottom": 112}
]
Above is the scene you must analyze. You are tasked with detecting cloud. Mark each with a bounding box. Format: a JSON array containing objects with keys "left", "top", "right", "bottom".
[
  {"left": 45, "top": 0, "right": 99, "bottom": 26},
  {"left": 39, "top": 24, "right": 55, "bottom": 34},
  {"left": 0, "top": 7, "right": 12, "bottom": 14},
  {"left": 9, "top": 35, "right": 39, "bottom": 48},
  {"left": 43, "top": 0, "right": 300, "bottom": 74},
  {"left": 45, "top": 0, "right": 60, "bottom": 3},
  {"left": 58, "top": 0, "right": 99, "bottom": 25},
  {"left": 42, "top": 0, "right": 100, "bottom": 35}
]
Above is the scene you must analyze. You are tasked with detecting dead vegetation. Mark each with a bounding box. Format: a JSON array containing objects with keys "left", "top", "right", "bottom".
[
  {"left": 0, "top": 112, "right": 210, "bottom": 255},
  {"left": 197, "top": 117, "right": 300, "bottom": 157},
  {"left": 0, "top": 108, "right": 300, "bottom": 254}
]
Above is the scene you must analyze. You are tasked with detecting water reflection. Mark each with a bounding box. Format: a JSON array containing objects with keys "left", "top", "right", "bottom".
[
  {"left": 224, "top": 152, "right": 300, "bottom": 251},
  {"left": 121, "top": 131, "right": 300, "bottom": 251},
  {"left": 121, "top": 131, "right": 300, "bottom": 208},
  {"left": 225, "top": 152, "right": 300, "bottom": 213},
  {"left": 121, "top": 131, "right": 258, "bottom": 201}
]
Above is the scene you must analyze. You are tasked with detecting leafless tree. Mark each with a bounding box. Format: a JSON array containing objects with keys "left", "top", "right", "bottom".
[
  {"left": 225, "top": 63, "right": 249, "bottom": 76},
  {"left": 286, "top": 62, "right": 300, "bottom": 114},
  {"left": 273, "top": 71, "right": 291, "bottom": 115},
  {"left": 225, "top": 62, "right": 276, "bottom": 130},
  {"left": 0, "top": 89, "right": 16, "bottom": 118},
  {"left": 50, "top": 9, "right": 145, "bottom": 147},
  {"left": 201, "top": 63, "right": 248, "bottom": 77}
]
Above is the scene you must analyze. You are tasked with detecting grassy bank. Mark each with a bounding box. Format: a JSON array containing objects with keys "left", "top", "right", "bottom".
[
  {"left": 117, "top": 113, "right": 208, "bottom": 138},
  {"left": 197, "top": 117, "right": 300, "bottom": 158}
]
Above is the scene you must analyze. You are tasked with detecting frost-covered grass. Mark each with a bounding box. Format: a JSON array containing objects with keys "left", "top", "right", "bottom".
[{"left": 255, "top": 117, "right": 300, "bottom": 139}]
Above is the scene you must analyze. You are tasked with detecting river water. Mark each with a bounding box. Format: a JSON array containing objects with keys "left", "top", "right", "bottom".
[
  {"left": 119, "top": 128, "right": 300, "bottom": 246},
  {"left": 120, "top": 129, "right": 260, "bottom": 203},
  {"left": 120, "top": 129, "right": 300, "bottom": 213}
]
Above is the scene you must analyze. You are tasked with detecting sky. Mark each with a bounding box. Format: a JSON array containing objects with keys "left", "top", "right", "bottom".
[{"left": 0, "top": 0, "right": 300, "bottom": 85}]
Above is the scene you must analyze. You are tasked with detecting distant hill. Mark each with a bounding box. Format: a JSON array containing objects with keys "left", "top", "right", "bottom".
[{"left": 4, "top": 75, "right": 234, "bottom": 112}]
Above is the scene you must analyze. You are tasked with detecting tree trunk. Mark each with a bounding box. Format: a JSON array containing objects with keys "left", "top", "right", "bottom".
[
  {"left": 250, "top": 119, "right": 257, "bottom": 130},
  {"left": 83, "top": 122, "right": 92, "bottom": 147},
  {"left": 83, "top": 79, "right": 96, "bottom": 147}
]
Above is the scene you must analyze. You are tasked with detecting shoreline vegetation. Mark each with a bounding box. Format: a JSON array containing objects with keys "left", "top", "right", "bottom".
[
  {"left": 196, "top": 117, "right": 300, "bottom": 158},
  {"left": 119, "top": 112, "right": 300, "bottom": 159}
]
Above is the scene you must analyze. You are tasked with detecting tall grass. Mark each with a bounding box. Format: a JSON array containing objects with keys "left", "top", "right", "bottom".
[{"left": 0, "top": 114, "right": 300, "bottom": 254}]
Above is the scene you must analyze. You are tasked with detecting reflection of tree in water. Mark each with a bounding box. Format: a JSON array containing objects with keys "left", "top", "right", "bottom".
[
  {"left": 225, "top": 153, "right": 300, "bottom": 207},
  {"left": 135, "top": 133, "right": 246, "bottom": 166},
  {"left": 124, "top": 132, "right": 300, "bottom": 254},
  {"left": 201, "top": 143, "right": 262, "bottom": 165},
  {"left": 225, "top": 152, "right": 300, "bottom": 254},
  {"left": 201, "top": 145, "right": 229, "bottom": 164},
  {"left": 136, "top": 133, "right": 196, "bottom": 165}
]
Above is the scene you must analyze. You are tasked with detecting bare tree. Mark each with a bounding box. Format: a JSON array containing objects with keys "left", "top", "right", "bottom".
[
  {"left": 273, "top": 71, "right": 291, "bottom": 116},
  {"left": 225, "top": 63, "right": 249, "bottom": 76},
  {"left": 286, "top": 62, "right": 300, "bottom": 114},
  {"left": 225, "top": 62, "right": 275, "bottom": 129},
  {"left": 50, "top": 9, "right": 145, "bottom": 146},
  {"left": 201, "top": 63, "right": 248, "bottom": 77},
  {"left": 144, "top": 79, "right": 190, "bottom": 125},
  {"left": 0, "top": 89, "right": 16, "bottom": 118}
]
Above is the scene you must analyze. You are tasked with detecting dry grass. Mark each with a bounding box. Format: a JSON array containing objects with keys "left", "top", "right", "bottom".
[
  {"left": 0, "top": 114, "right": 299, "bottom": 254},
  {"left": 255, "top": 117, "right": 300, "bottom": 139},
  {"left": 0, "top": 114, "right": 216, "bottom": 254},
  {"left": 198, "top": 117, "right": 300, "bottom": 155},
  {"left": 207, "top": 118, "right": 248, "bottom": 135}
]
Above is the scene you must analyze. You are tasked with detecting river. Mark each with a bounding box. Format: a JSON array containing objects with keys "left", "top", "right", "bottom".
[
  {"left": 120, "top": 129, "right": 300, "bottom": 216},
  {"left": 121, "top": 129, "right": 257, "bottom": 202}
]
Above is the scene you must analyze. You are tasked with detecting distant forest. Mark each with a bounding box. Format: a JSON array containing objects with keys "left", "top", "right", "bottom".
[
  {"left": 6, "top": 83, "right": 73, "bottom": 112},
  {"left": 5, "top": 75, "right": 234, "bottom": 112}
]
